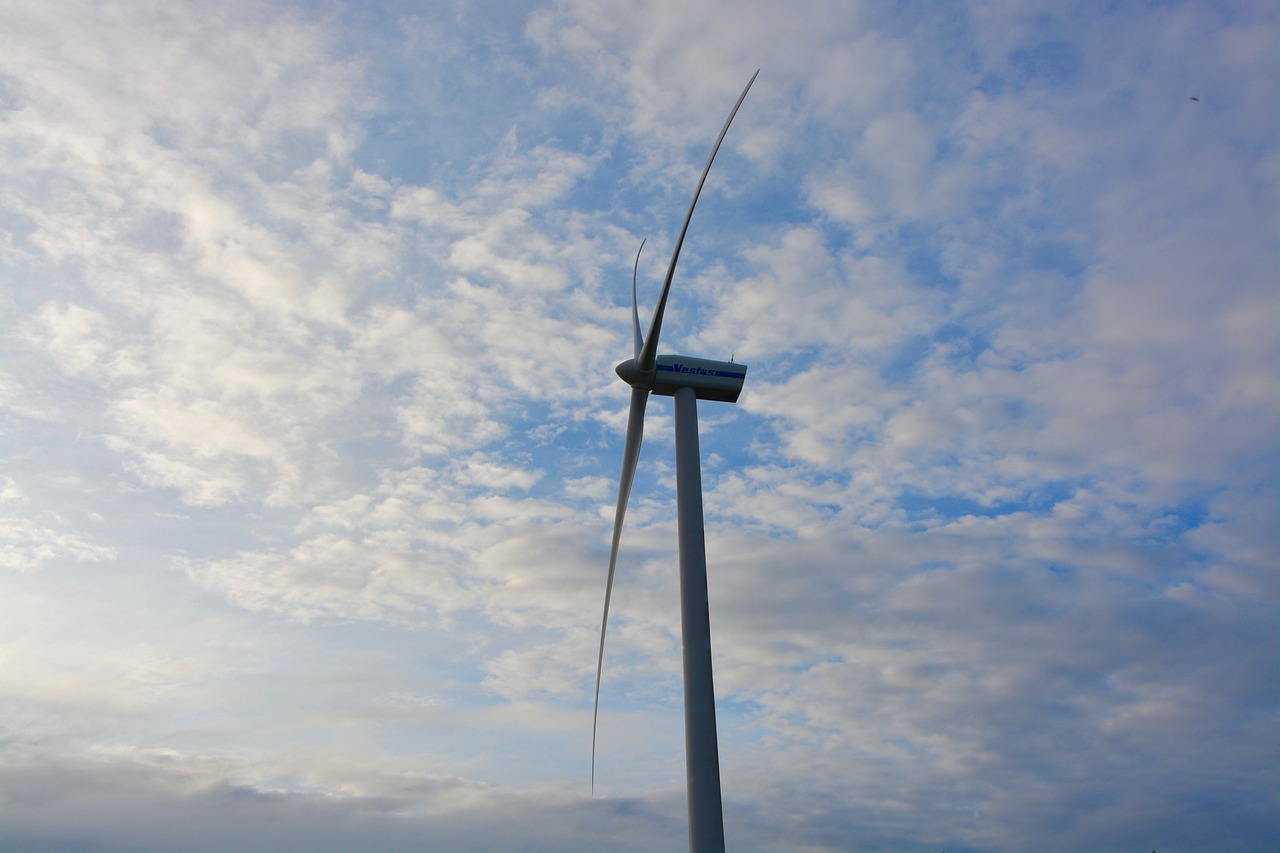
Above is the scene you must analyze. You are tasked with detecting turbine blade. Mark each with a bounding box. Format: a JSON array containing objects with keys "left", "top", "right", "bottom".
[
  {"left": 592, "top": 385, "right": 649, "bottom": 794},
  {"left": 636, "top": 69, "right": 759, "bottom": 373},
  {"left": 631, "top": 239, "right": 646, "bottom": 360}
]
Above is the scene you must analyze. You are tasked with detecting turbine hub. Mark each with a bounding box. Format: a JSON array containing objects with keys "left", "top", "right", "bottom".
[{"left": 615, "top": 358, "right": 651, "bottom": 389}]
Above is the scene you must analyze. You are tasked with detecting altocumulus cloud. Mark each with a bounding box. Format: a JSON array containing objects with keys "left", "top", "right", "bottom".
[{"left": 1, "top": 1, "right": 1276, "bottom": 852}]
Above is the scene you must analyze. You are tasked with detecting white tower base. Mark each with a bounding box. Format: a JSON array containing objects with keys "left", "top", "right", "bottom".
[{"left": 674, "top": 386, "right": 725, "bottom": 853}]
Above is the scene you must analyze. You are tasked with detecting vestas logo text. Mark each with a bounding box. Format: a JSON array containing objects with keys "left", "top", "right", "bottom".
[{"left": 658, "top": 362, "right": 747, "bottom": 380}]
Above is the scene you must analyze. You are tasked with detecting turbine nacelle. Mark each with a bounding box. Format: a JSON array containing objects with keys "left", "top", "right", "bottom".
[{"left": 616, "top": 354, "right": 747, "bottom": 403}]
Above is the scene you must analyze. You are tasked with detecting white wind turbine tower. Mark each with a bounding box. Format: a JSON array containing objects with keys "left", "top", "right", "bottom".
[{"left": 592, "top": 70, "right": 758, "bottom": 853}]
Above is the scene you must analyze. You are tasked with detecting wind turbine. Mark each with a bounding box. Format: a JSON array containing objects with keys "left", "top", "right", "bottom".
[{"left": 592, "top": 70, "right": 758, "bottom": 853}]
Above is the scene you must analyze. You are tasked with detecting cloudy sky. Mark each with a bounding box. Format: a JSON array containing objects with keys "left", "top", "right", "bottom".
[{"left": 1, "top": 1, "right": 1276, "bottom": 851}]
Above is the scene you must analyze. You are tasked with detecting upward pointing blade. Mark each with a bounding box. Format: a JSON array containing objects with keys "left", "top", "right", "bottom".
[
  {"left": 631, "top": 240, "right": 646, "bottom": 360},
  {"left": 592, "top": 385, "right": 649, "bottom": 793},
  {"left": 636, "top": 69, "right": 759, "bottom": 373}
]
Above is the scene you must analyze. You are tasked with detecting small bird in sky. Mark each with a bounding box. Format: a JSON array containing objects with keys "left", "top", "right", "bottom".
[{"left": 1190, "top": 96, "right": 1200, "bottom": 101}]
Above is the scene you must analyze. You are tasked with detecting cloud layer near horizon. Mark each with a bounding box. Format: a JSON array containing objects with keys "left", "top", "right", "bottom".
[{"left": 2, "top": 1, "right": 1276, "bottom": 851}]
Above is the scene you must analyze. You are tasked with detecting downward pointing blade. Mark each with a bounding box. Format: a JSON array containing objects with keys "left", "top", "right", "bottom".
[
  {"left": 592, "top": 385, "right": 649, "bottom": 793},
  {"left": 636, "top": 69, "right": 759, "bottom": 373}
]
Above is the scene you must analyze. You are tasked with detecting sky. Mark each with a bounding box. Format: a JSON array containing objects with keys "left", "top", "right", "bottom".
[{"left": 0, "top": 1, "right": 1276, "bottom": 851}]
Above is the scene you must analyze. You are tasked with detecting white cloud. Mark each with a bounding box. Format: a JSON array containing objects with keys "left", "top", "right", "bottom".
[
  {"left": 0, "top": 478, "right": 116, "bottom": 571},
  {"left": 0, "top": 515, "right": 117, "bottom": 571},
  {"left": 1, "top": 1, "right": 1275, "bottom": 851}
]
